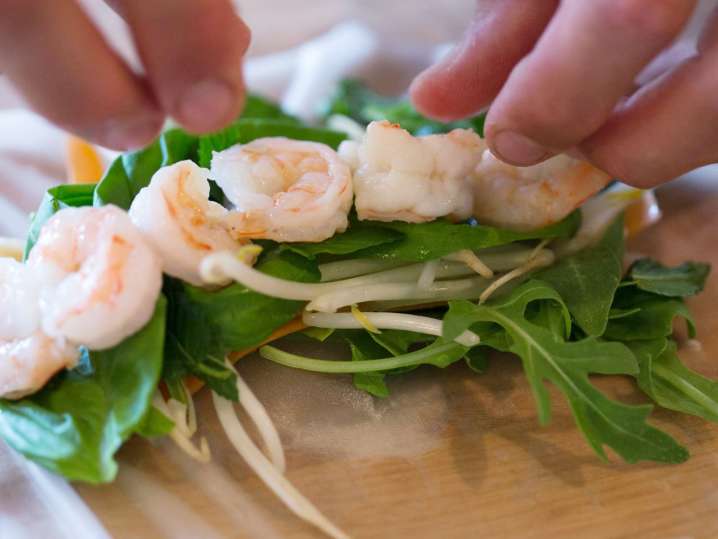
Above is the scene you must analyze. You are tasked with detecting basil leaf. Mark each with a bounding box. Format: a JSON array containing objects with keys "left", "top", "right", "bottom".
[
  {"left": 535, "top": 217, "right": 623, "bottom": 336},
  {"left": 24, "top": 183, "right": 96, "bottom": 258},
  {"left": 628, "top": 259, "right": 711, "bottom": 298},
  {"left": 136, "top": 406, "right": 174, "bottom": 439},
  {"left": 241, "top": 94, "right": 300, "bottom": 123},
  {"left": 0, "top": 297, "right": 167, "bottom": 483},
  {"left": 443, "top": 281, "right": 688, "bottom": 464},
  {"left": 94, "top": 129, "right": 198, "bottom": 209}
]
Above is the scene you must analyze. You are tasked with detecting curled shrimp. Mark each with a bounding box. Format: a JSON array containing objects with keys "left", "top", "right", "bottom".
[
  {"left": 27, "top": 205, "right": 163, "bottom": 350},
  {"left": 129, "top": 160, "right": 247, "bottom": 286},
  {"left": 341, "top": 120, "right": 485, "bottom": 223},
  {"left": 210, "top": 137, "right": 353, "bottom": 242},
  {"left": 0, "top": 332, "right": 79, "bottom": 400},
  {"left": 0, "top": 258, "right": 78, "bottom": 400},
  {"left": 472, "top": 152, "right": 612, "bottom": 231}
]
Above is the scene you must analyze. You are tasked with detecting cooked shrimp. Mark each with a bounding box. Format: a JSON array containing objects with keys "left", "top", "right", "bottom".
[
  {"left": 0, "top": 333, "right": 78, "bottom": 400},
  {"left": 0, "top": 258, "right": 40, "bottom": 341},
  {"left": 129, "top": 160, "right": 246, "bottom": 285},
  {"left": 343, "top": 120, "right": 485, "bottom": 223},
  {"left": 27, "top": 205, "right": 163, "bottom": 350},
  {"left": 0, "top": 258, "right": 78, "bottom": 400},
  {"left": 472, "top": 151, "right": 612, "bottom": 231},
  {"left": 210, "top": 138, "right": 353, "bottom": 242}
]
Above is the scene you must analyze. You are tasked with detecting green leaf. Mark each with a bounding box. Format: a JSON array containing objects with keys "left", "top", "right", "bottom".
[
  {"left": 629, "top": 339, "right": 718, "bottom": 423},
  {"left": 323, "top": 79, "right": 486, "bottom": 136},
  {"left": 283, "top": 224, "right": 403, "bottom": 259},
  {"left": 535, "top": 217, "right": 624, "bottom": 336},
  {"left": 197, "top": 119, "right": 347, "bottom": 168},
  {"left": 358, "top": 211, "right": 580, "bottom": 262},
  {"left": 443, "top": 281, "right": 688, "bottom": 464},
  {"left": 344, "top": 332, "right": 392, "bottom": 398},
  {"left": 241, "top": 94, "right": 300, "bottom": 123},
  {"left": 94, "top": 128, "right": 198, "bottom": 209},
  {"left": 464, "top": 347, "right": 489, "bottom": 374},
  {"left": 24, "top": 183, "right": 96, "bottom": 258},
  {"left": 136, "top": 406, "right": 175, "bottom": 439},
  {"left": 0, "top": 297, "right": 167, "bottom": 483},
  {"left": 164, "top": 250, "right": 319, "bottom": 399},
  {"left": 605, "top": 288, "right": 695, "bottom": 341},
  {"left": 628, "top": 259, "right": 711, "bottom": 298}
]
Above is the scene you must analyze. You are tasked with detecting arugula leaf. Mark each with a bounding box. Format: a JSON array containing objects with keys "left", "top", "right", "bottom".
[
  {"left": 535, "top": 217, "right": 623, "bottom": 336},
  {"left": 628, "top": 259, "right": 710, "bottom": 298},
  {"left": 343, "top": 332, "right": 392, "bottom": 398},
  {"left": 197, "top": 119, "right": 347, "bottom": 168},
  {"left": 324, "top": 79, "right": 486, "bottom": 136},
  {"left": 24, "top": 183, "right": 96, "bottom": 258},
  {"left": 355, "top": 211, "right": 580, "bottom": 262},
  {"left": 464, "top": 347, "right": 490, "bottom": 374},
  {"left": 94, "top": 129, "right": 198, "bottom": 209},
  {"left": 164, "top": 250, "right": 319, "bottom": 400},
  {"left": 443, "top": 281, "right": 688, "bottom": 463},
  {"left": 0, "top": 297, "right": 167, "bottom": 483},
  {"left": 604, "top": 287, "right": 695, "bottom": 341},
  {"left": 629, "top": 339, "right": 718, "bottom": 423}
]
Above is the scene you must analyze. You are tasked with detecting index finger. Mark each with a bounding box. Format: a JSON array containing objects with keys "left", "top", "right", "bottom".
[{"left": 113, "top": 0, "right": 251, "bottom": 133}]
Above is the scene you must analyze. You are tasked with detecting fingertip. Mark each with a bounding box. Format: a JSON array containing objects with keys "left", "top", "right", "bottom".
[
  {"left": 90, "top": 110, "right": 165, "bottom": 151},
  {"left": 174, "top": 77, "right": 245, "bottom": 134}
]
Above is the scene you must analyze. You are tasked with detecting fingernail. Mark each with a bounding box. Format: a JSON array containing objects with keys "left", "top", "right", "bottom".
[
  {"left": 493, "top": 131, "right": 549, "bottom": 166},
  {"left": 178, "top": 79, "right": 236, "bottom": 131},
  {"left": 104, "top": 114, "right": 162, "bottom": 151}
]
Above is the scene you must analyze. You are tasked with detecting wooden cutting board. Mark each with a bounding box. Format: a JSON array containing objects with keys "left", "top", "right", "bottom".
[{"left": 74, "top": 172, "right": 718, "bottom": 539}]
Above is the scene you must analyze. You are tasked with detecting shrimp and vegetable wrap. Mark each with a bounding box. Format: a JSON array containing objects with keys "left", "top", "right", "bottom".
[{"left": 0, "top": 85, "right": 713, "bottom": 538}]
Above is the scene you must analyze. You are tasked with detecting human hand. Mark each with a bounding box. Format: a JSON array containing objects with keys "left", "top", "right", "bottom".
[
  {"left": 410, "top": 0, "right": 718, "bottom": 187},
  {"left": 0, "top": 0, "right": 250, "bottom": 150}
]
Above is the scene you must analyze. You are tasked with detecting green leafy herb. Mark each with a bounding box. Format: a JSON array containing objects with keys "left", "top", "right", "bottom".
[
  {"left": 343, "top": 332, "right": 392, "bottom": 398},
  {"left": 464, "top": 347, "right": 490, "bottom": 374},
  {"left": 241, "top": 94, "right": 300, "bottom": 123},
  {"left": 197, "top": 119, "right": 347, "bottom": 168},
  {"left": 604, "top": 287, "right": 695, "bottom": 341},
  {"left": 443, "top": 281, "right": 688, "bottom": 464},
  {"left": 94, "top": 129, "right": 198, "bottom": 209},
  {"left": 0, "top": 297, "right": 167, "bottom": 483},
  {"left": 628, "top": 259, "right": 710, "bottom": 298},
  {"left": 535, "top": 217, "right": 623, "bottom": 336},
  {"left": 324, "top": 79, "right": 486, "bottom": 136},
  {"left": 24, "top": 183, "right": 96, "bottom": 257},
  {"left": 136, "top": 406, "right": 175, "bottom": 439},
  {"left": 164, "top": 250, "right": 320, "bottom": 400},
  {"left": 282, "top": 224, "right": 403, "bottom": 259},
  {"left": 354, "top": 211, "right": 580, "bottom": 262},
  {"left": 628, "top": 339, "right": 718, "bottom": 423}
]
